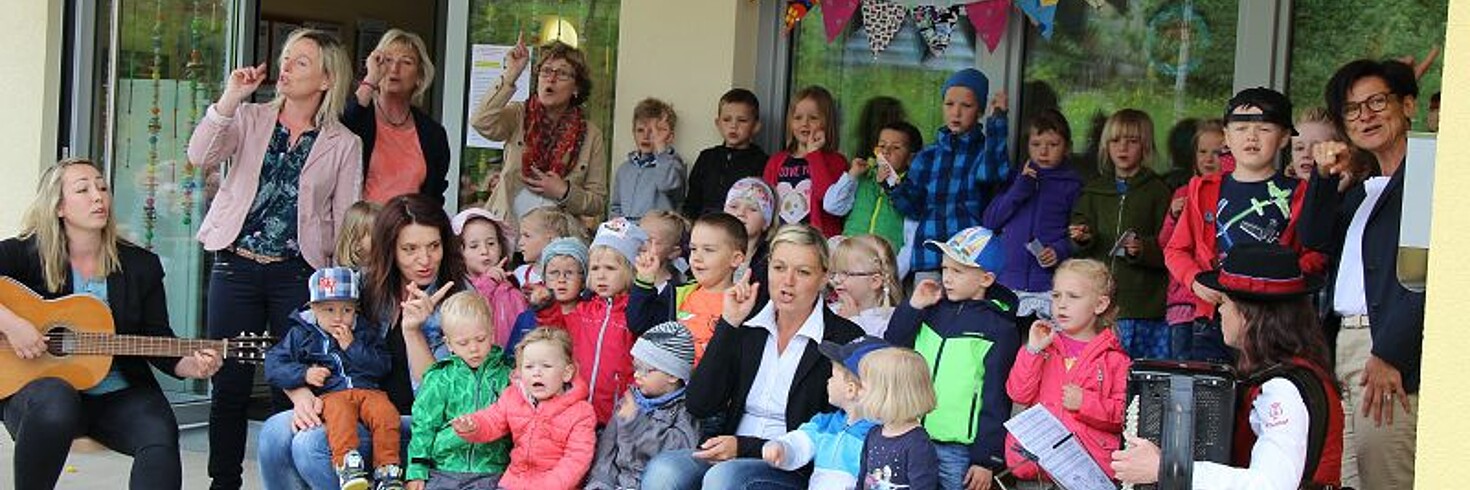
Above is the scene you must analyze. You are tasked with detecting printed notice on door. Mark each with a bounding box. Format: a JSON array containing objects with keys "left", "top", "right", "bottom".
[{"left": 465, "top": 44, "right": 533, "bottom": 149}]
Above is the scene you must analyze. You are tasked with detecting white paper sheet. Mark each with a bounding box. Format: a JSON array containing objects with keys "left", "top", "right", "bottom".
[
  {"left": 464, "top": 44, "right": 533, "bottom": 149},
  {"left": 1004, "top": 405, "right": 1118, "bottom": 490}
]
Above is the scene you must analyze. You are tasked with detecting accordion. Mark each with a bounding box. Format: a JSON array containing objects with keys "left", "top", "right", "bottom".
[{"left": 1127, "top": 360, "right": 1238, "bottom": 490}]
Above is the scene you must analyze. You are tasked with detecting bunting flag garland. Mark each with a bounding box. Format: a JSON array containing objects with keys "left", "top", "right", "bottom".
[
  {"left": 965, "top": 0, "right": 1009, "bottom": 53},
  {"left": 1017, "top": 0, "right": 1059, "bottom": 39},
  {"left": 821, "top": 0, "right": 861, "bottom": 42},
  {"left": 862, "top": 1, "right": 908, "bottom": 56},
  {"left": 785, "top": 0, "right": 817, "bottom": 33},
  {"left": 912, "top": 5, "right": 962, "bottom": 57}
]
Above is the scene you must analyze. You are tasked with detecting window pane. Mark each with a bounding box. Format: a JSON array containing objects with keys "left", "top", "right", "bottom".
[
  {"left": 99, "top": 0, "right": 234, "bottom": 397},
  {"left": 790, "top": 14, "right": 977, "bottom": 158},
  {"left": 1288, "top": 0, "right": 1446, "bottom": 130},
  {"left": 459, "top": 1, "right": 621, "bottom": 210},
  {"left": 1022, "top": 0, "right": 1237, "bottom": 171}
]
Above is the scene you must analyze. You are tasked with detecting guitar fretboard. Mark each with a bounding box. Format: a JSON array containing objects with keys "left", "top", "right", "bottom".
[{"left": 0, "top": 332, "right": 230, "bottom": 358}]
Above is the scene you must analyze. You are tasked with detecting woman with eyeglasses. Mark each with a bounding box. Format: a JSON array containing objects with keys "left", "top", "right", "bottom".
[
  {"left": 344, "top": 28, "right": 452, "bottom": 205},
  {"left": 470, "top": 33, "right": 607, "bottom": 229}
]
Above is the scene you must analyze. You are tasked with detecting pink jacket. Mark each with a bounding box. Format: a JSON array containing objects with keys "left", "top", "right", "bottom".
[
  {"left": 459, "top": 377, "right": 597, "bottom": 490},
  {"left": 1159, "top": 186, "right": 1199, "bottom": 325},
  {"left": 468, "top": 274, "right": 530, "bottom": 349},
  {"left": 539, "top": 293, "right": 634, "bottom": 425},
  {"left": 1004, "top": 328, "right": 1131, "bottom": 480},
  {"left": 188, "top": 103, "right": 363, "bottom": 268}
]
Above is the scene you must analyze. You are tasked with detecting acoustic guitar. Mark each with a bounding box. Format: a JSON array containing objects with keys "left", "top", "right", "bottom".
[{"left": 0, "top": 277, "right": 273, "bottom": 398}]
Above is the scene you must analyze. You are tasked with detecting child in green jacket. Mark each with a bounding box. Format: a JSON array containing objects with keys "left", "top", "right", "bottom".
[{"left": 405, "top": 292, "right": 513, "bottom": 490}]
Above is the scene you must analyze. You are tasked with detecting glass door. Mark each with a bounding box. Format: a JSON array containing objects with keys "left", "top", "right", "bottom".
[{"left": 90, "top": 0, "right": 238, "bottom": 399}]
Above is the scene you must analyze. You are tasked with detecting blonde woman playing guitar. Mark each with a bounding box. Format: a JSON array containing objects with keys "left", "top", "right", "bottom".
[{"left": 0, "top": 158, "right": 224, "bottom": 490}]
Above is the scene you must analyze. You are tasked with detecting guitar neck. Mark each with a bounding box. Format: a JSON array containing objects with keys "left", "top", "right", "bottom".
[{"left": 62, "top": 333, "right": 228, "bottom": 358}]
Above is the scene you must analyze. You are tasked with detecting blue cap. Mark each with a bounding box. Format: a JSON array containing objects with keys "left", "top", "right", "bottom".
[
  {"left": 308, "top": 267, "right": 358, "bottom": 303},
  {"left": 818, "top": 336, "right": 891, "bottom": 377},
  {"left": 942, "top": 68, "right": 989, "bottom": 105},
  {"left": 925, "top": 225, "right": 1005, "bottom": 273}
]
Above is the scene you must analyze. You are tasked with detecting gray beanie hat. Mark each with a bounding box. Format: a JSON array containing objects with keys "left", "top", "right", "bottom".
[{"left": 630, "top": 321, "right": 696, "bottom": 382}]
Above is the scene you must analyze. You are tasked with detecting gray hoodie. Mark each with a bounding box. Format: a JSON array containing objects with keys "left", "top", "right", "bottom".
[
  {"left": 610, "top": 148, "right": 686, "bottom": 220},
  {"left": 585, "top": 391, "right": 699, "bottom": 490}
]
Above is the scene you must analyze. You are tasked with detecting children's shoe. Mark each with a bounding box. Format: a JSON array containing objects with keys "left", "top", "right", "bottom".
[
  {"left": 373, "top": 464, "right": 404, "bottom": 490},
  {"left": 337, "top": 450, "right": 370, "bottom": 490}
]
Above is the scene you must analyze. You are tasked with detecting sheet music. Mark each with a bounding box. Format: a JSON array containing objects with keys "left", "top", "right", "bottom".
[{"left": 1004, "top": 405, "right": 1117, "bottom": 490}]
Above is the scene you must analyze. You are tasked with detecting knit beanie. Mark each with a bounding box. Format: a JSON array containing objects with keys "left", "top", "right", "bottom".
[
  {"left": 725, "top": 177, "right": 776, "bottom": 226},
  {"left": 941, "top": 68, "right": 990, "bottom": 107},
  {"left": 537, "top": 237, "right": 589, "bottom": 275},
  {"left": 630, "top": 321, "right": 696, "bottom": 382},
  {"left": 591, "top": 217, "right": 649, "bottom": 266}
]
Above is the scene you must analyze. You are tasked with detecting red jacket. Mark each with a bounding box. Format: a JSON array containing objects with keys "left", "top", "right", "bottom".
[
  {"left": 1163, "top": 173, "right": 1326, "bottom": 318},
  {"left": 1004, "top": 328, "right": 1131, "bottom": 480},
  {"left": 459, "top": 377, "right": 597, "bottom": 490},
  {"left": 1159, "top": 186, "right": 1201, "bottom": 325},
  {"left": 539, "top": 293, "right": 634, "bottom": 425},
  {"left": 763, "top": 149, "right": 848, "bottom": 237}
]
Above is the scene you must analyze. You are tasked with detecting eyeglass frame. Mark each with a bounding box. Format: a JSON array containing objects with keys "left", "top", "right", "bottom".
[
  {"left": 1342, "top": 92, "right": 1396, "bottom": 122},
  {"left": 538, "top": 66, "right": 577, "bottom": 82},
  {"left": 543, "top": 268, "right": 584, "bottom": 282},
  {"left": 828, "top": 270, "right": 880, "bottom": 283}
]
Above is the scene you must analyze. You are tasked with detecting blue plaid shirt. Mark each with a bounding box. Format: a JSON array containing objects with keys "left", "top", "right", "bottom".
[{"left": 889, "top": 116, "right": 1010, "bottom": 272}]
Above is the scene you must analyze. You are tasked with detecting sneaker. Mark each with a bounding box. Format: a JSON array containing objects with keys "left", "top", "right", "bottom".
[
  {"left": 337, "top": 450, "right": 370, "bottom": 490},
  {"left": 373, "top": 464, "right": 404, "bottom": 490}
]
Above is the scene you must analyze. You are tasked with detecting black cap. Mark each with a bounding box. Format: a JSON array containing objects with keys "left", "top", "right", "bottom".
[
  {"left": 1224, "top": 87, "right": 1296, "bottom": 135},
  {"left": 817, "top": 336, "right": 890, "bottom": 376},
  {"left": 1196, "top": 243, "right": 1323, "bottom": 301}
]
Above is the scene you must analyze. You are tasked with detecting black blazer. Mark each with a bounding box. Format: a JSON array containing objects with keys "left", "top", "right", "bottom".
[
  {"left": 686, "top": 305, "right": 863, "bottom": 458},
  {"left": 1298, "top": 161, "right": 1426, "bottom": 393},
  {"left": 0, "top": 236, "right": 181, "bottom": 392},
  {"left": 342, "top": 98, "right": 451, "bottom": 205}
]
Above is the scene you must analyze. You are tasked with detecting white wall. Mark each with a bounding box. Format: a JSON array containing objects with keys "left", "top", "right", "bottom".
[
  {"left": 612, "top": 1, "right": 762, "bottom": 164},
  {"left": 0, "top": 0, "right": 63, "bottom": 235}
]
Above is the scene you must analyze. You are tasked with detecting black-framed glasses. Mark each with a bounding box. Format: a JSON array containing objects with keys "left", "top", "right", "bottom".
[
  {"left": 1343, "top": 92, "right": 1394, "bottom": 122},
  {"left": 538, "top": 66, "right": 576, "bottom": 81}
]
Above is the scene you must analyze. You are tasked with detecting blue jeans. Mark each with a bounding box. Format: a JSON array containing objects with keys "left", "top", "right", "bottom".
[
  {"left": 208, "top": 253, "right": 311, "bottom": 489},
  {"left": 257, "top": 410, "right": 412, "bottom": 490},
  {"left": 1168, "top": 321, "right": 1194, "bottom": 360},
  {"left": 1188, "top": 318, "right": 1235, "bottom": 364},
  {"left": 1114, "top": 318, "right": 1172, "bottom": 360},
  {"left": 640, "top": 450, "right": 805, "bottom": 490},
  {"left": 935, "top": 443, "right": 972, "bottom": 490}
]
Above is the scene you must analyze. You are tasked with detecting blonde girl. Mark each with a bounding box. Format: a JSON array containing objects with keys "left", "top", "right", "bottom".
[
  {"left": 856, "top": 347, "right": 940, "bottom": 490},
  {"left": 1004, "top": 259, "right": 1131, "bottom": 482},
  {"left": 452, "top": 327, "right": 596, "bottom": 490},
  {"left": 334, "top": 200, "right": 381, "bottom": 269},
  {"left": 762, "top": 85, "right": 849, "bottom": 236},
  {"left": 515, "top": 205, "right": 586, "bottom": 287},
  {"left": 1069, "top": 108, "right": 1172, "bottom": 361},
  {"left": 828, "top": 235, "right": 902, "bottom": 337}
]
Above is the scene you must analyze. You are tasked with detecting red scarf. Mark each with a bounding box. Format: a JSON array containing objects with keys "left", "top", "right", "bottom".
[{"left": 522, "top": 96, "right": 586, "bottom": 180}]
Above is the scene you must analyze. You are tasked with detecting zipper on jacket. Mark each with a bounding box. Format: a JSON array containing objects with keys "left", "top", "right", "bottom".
[
  {"left": 1110, "top": 191, "right": 1129, "bottom": 271},
  {"left": 468, "top": 363, "right": 481, "bottom": 469},
  {"left": 967, "top": 389, "right": 980, "bottom": 440},
  {"left": 588, "top": 297, "right": 614, "bottom": 404}
]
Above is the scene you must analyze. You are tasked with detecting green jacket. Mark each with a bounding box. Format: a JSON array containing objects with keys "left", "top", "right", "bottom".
[
  {"left": 405, "top": 352, "right": 513, "bottom": 481},
  {"left": 843, "top": 174, "right": 907, "bottom": 251},
  {"left": 1070, "top": 167, "right": 1172, "bottom": 319}
]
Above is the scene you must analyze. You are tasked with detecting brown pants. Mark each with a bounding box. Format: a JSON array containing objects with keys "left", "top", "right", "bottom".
[{"left": 322, "top": 389, "right": 401, "bottom": 468}]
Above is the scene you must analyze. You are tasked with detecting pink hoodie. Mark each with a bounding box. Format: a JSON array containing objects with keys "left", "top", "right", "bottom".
[
  {"left": 458, "top": 377, "right": 597, "bottom": 490},
  {"left": 1004, "top": 328, "right": 1131, "bottom": 480}
]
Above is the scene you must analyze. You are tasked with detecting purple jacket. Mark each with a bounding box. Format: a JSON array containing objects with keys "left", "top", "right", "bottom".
[{"left": 981, "top": 162, "right": 1083, "bottom": 293}]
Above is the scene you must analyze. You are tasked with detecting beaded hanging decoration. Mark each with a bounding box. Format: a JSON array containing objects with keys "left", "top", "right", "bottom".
[
  {"left": 179, "top": 0, "right": 205, "bottom": 227},
  {"left": 143, "top": 0, "right": 164, "bottom": 248}
]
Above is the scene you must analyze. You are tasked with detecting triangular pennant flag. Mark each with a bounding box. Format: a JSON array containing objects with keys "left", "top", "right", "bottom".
[
  {"left": 784, "top": 0, "right": 817, "bottom": 34},
  {"left": 1016, "top": 0, "right": 1058, "bottom": 39},
  {"left": 913, "top": 5, "right": 962, "bottom": 57},
  {"left": 862, "top": 1, "right": 908, "bottom": 56},
  {"left": 821, "top": 0, "right": 861, "bottom": 43},
  {"left": 965, "top": 0, "right": 1009, "bottom": 53}
]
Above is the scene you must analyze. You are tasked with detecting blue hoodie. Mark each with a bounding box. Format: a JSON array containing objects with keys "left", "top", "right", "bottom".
[
  {"left": 982, "top": 160, "right": 1084, "bottom": 293},
  {"left": 265, "top": 305, "right": 391, "bottom": 393}
]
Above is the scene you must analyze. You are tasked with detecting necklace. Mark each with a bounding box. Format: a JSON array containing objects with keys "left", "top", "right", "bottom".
[{"left": 378, "top": 98, "right": 412, "bottom": 127}]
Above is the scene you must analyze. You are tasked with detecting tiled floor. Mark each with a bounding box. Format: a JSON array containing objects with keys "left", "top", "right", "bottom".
[{"left": 0, "top": 422, "right": 264, "bottom": 489}]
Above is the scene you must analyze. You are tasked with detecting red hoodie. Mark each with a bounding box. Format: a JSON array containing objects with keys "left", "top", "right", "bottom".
[
  {"left": 763, "top": 149, "right": 848, "bottom": 237},
  {"left": 538, "top": 293, "right": 633, "bottom": 425},
  {"left": 1163, "top": 173, "right": 1326, "bottom": 318},
  {"left": 1004, "top": 328, "right": 1132, "bottom": 480}
]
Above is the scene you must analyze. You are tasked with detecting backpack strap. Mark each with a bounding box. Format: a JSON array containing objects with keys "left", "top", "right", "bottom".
[{"left": 1245, "top": 363, "right": 1331, "bottom": 488}]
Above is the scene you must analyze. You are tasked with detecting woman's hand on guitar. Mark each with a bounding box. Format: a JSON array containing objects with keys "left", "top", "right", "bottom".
[
  {"left": 0, "top": 317, "right": 47, "bottom": 360},
  {"left": 174, "top": 348, "right": 221, "bottom": 379}
]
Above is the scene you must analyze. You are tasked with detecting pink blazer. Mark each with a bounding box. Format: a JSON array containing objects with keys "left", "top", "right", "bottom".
[{"left": 188, "top": 103, "right": 362, "bottom": 268}]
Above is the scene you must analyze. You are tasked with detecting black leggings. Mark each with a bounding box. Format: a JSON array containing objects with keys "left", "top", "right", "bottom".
[{"left": 0, "top": 377, "right": 182, "bottom": 490}]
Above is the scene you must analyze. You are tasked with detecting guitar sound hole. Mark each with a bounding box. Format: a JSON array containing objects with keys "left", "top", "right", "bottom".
[{"left": 42, "top": 327, "right": 74, "bottom": 358}]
